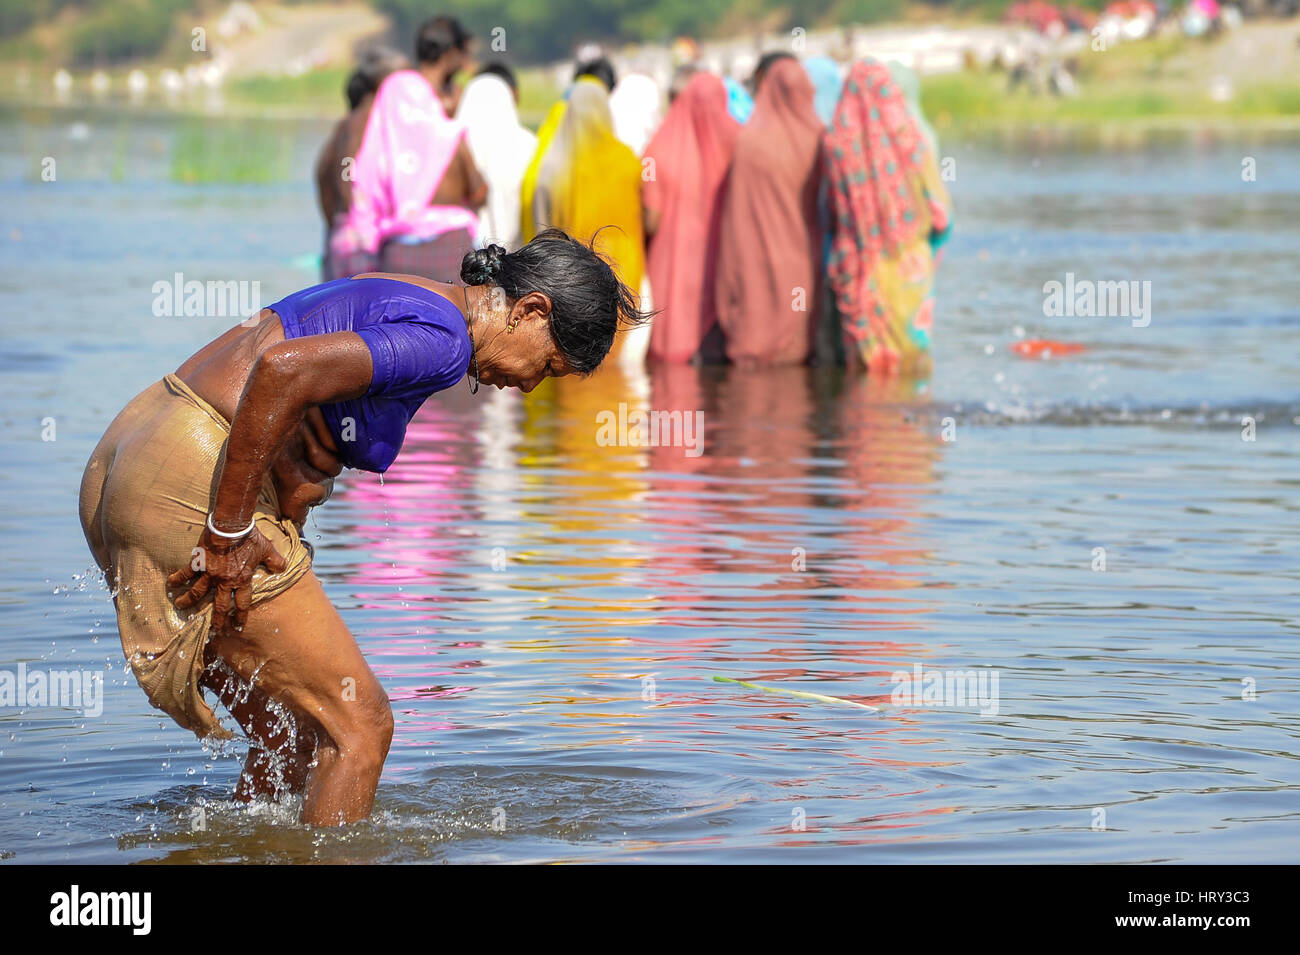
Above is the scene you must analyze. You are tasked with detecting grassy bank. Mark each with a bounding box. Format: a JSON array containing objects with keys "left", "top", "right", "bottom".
[
  {"left": 922, "top": 28, "right": 1300, "bottom": 133},
  {"left": 922, "top": 71, "right": 1300, "bottom": 133},
  {"left": 6, "top": 21, "right": 1297, "bottom": 133},
  {"left": 223, "top": 64, "right": 564, "bottom": 127}
]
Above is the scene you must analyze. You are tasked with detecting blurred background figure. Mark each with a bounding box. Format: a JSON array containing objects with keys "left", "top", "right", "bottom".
[
  {"left": 316, "top": 45, "right": 408, "bottom": 281},
  {"left": 885, "top": 60, "right": 940, "bottom": 161},
  {"left": 713, "top": 56, "right": 825, "bottom": 366},
  {"left": 420, "top": 14, "right": 473, "bottom": 114},
  {"left": 667, "top": 62, "right": 698, "bottom": 103},
  {"left": 803, "top": 55, "right": 844, "bottom": 126},
  {"left": 329, "top": 15, "right": 485, "bottom": 282},
  {"left": 723, "top": 75, "right": 755, "bottom": 122},
  {"left": 456, "top": 63, "right": 537, "bottom": 250},
  {"left": 642, "top": 72, "right": 740, "bottom": 364},
  {"left": 824, "top": 59, "right": 953, "bottom": 377},
  {"left": 609, "top": 73, "right": 663, "bottom": 155},
  {"left": 521, "top": 55, "right": 619, "bottom": 244},
  {"left": 531, "top": 78, "right": 645, "bottom": 358}
]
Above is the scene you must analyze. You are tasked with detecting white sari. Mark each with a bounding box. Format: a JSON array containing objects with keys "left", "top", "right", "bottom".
[{"left": 455, "top": 74, "right": 538, "bottom": 250}]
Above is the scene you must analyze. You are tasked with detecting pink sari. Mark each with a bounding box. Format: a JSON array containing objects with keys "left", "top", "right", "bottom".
[
  {"left": 331, "top": 70, "right": 478, "bottom": 260},
  {"left": 643, "top": 73, "right": 740, "bottom": 364}
]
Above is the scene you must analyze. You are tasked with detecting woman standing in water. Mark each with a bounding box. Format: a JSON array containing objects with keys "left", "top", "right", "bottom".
[
  {"left": 713, "top": 57, "right": 826, "bottom": 366},
  {"left": 642, "top": 71, "right": 741, "bottom": 364},
  {"left": 330, "top": 18, "right": 486, "bottom": 282},
  {"left": 455, "top": 64, "right": 537, "bottom": 250},
  {"left": 824, "top": 59, "right": 952, "bottom": 376},
  {"left": 315, "top": 47, "right": 408, "bottom": 280},
  {"left": 532, "top": 78, "right": 646, "bottom": 355},
  {"left": 79, "top": 232, "right": 648, "bottom": 826}
]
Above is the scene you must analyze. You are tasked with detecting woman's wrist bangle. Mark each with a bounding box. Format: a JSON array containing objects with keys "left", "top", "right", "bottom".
[{"left": 207, "top": 512, "right": 256, "bottom": 540}]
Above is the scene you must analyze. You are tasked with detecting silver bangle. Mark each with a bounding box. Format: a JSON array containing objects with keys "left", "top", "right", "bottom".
[{"left": 207, "top": 512, "right": 256, "bottom": 540}]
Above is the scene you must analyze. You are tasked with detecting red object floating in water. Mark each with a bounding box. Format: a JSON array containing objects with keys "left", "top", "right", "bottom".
[{"left": 1010, "top": 339, "right": 1087, "bottom": 359}]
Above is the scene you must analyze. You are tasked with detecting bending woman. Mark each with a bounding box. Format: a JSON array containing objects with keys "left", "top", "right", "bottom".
[{"left": 79, "top": 231, "right": 647, "bottom": 826}]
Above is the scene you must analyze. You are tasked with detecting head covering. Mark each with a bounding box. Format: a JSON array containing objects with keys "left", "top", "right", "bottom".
[
  {"left": 885, "top": 60, "right": 938, "bottom": 160},
  {"left": 533, "top": 79, "right": 645, "bottom": 296},
  {"left": 331, "top": 70, "right": 477, "bottom": 258},
  {"left": 723, "top": 76, "right": 754, "bottom": 123},
  {"left": 642, "top": 72, "right": 741, "bottom": 363},
  {"left": 609, "top": 73, "right": 663, "bottom": 155},
  {"left": 519, "top": 97, "right": 568, "bottom": 243},
  {"left": 803, "top": 56, "right": 843, "bottom": 126},
  {"left": 456, "top": 72, "right": 538, "bottom": 249},
  {"left": 824, "top": 59, "right": 953, "bottom": 376},
  {"left": 713, "top": 57, "right": 826, "bottom": 366}
]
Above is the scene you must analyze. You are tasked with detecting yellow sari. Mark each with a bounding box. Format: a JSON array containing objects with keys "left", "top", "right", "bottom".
[
  {"left": 532, "top": 79, "right": 645, "bottom": 298},
  {"left": 520, "top": 98, "right": 567, "bottom": 243}
]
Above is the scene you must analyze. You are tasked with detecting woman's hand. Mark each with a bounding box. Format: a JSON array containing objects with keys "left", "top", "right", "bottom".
[{"left": 167, "top": 526, "right": 288, "bottom": 635}]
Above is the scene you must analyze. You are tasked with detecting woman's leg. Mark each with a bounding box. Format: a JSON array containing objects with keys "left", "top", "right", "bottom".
[
  {"left": 199, "top": 654, "right": 318, "bottom": 801},
  {"left": 203, "top": 570, "right": 394, "bottom": 826}
]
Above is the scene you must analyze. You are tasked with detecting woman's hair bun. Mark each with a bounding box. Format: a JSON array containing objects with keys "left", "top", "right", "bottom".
[{"left": 460, "top": 244, "right": 507, "bottom": 286}]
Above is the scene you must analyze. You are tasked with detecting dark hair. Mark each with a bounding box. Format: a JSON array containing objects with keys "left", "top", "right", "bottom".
[
  {"left": 752, "top": 50, "right": 795, "bottom": 90},
  {"left": 668, "top": 63, "right": 699, "bottom": 104},
  {"left": 415, "top": 15, "right": 471, "bottom": 65},
  {"left": 573, "top": 56, "right": 616, "bottom": 93},
  {"left": 476, "top": 61, "right": 518, "bottom": 95},
  {"left": 345, "top": 69, "right": 370, "bottom": 110},
  {"left": 460, "top": 229, "right": 651, "bottom": 375},
  {"left": 345, "top": 46, "right": 406, "bottom": 109}
]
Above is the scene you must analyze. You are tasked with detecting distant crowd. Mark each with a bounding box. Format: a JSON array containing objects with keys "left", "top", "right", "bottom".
[{"left": 316, "top": 16, "right": 953, "bottom": 373}]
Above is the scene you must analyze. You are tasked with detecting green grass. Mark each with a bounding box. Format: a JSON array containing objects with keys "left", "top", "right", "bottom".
[
  {"left": 169, "top": 117, "right": 295, "bottom": 183},
  {"left": 921, "top": 68, "right": 1300, "bottom": 133},
  {"left": 225, "top": 63, "right": 565, "bottom": 129},
  {"left": 920, "top": 31, "right": 1300, "bottom": 131},
  {"left": 516, "top": 67, "right": 564, "bottom": 131},
  {"left": 224, "top": 67, "right": 353, "bottom": 115}
]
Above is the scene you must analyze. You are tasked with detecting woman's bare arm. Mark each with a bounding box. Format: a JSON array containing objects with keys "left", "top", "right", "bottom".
[
  {"left": 210, "top": 332, "right": 372, "bottom": 527},
  {"left": 458, "top": 139, "right": 488, "bottom": 209},
  {"left": 169, "top": 331, "right": 375, "bottom": 632},
  {"left": 433, "top": 139, "right": 487, "bottom": 209},
  {"left": 315, "top": 120, "right": 346, "bottom": 227}
]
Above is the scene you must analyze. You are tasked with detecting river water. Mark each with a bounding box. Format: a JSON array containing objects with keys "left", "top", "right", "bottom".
[{"left": 1, "top": 111, "right": 1297, "bottom": 862}]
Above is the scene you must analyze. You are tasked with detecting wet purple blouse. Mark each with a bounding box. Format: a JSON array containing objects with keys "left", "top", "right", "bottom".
[{"left": 268, "top": 277, "right": 470, "bottom": 472}]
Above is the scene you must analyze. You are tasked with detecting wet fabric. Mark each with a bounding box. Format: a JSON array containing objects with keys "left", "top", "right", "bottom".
[
  {"left": 269, "top": 276, "right": 472, "bottom": 472},
  {"left": 713, "top": 58, "right": 826, "bottom": 365},
  {"left": 78, "top": 375, "right": 313, "bottom": 740},
  {"left": 456, "top": 73, "right": 537, "bottom": 250},
  {"left": 642, "top": 72, "right": 741, "bottom": 363},
  {"left": 330, "top": 70, "right": 478, "bottom": 260},
  {"left": 824, "top": 59, "right": 953, "bottom": 375}
]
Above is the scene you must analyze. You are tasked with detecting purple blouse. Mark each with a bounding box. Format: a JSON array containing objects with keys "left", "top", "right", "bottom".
[{"left": 268, "top": 277, "right": 470, "bottom": 472}]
